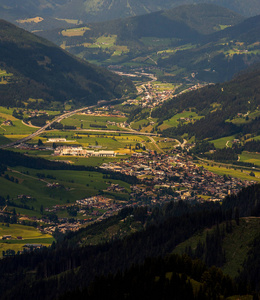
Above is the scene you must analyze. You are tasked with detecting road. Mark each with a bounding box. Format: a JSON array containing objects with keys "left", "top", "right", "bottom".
[
  {"left": 0, "top": 105, "right": 95, "bottom": 149},
  {"left": 0, "top": 103, "right": 161, "bottom": 150},
  {"left": 147, "top": 136, "right": 165, "bottom": 154},
  {"left": 74, "top": 128, "right": 157, "bottom": 136}
]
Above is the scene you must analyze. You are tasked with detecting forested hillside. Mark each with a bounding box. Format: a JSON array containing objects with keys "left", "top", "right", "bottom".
[
  {"left": 0, "top": 176, "right": 259, "bottom": 299},
  {"left": 158, "top": 14, "right": 260, "bottom": 82},
  {"left": 152, "top": 64, "right": 260, "bottom": 140},
  {"left": 0, "top": 20, "right": 135, "bottom": 108}
]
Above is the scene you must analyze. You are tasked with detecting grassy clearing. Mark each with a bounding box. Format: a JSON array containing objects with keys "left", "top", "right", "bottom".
[
  {"left": 159, "top": 111, "right": 202, "bottom": 130},
  {"left": 211, "top": 135, "right": 236, "bottom": 149},
  {"left": 0, "top": 223, "right": 55, "bottom": 257},
  {"left": 81, "top": 35, "right": 129, "bottom": 56},
  {"left": 173, "top": 218, "right": 260, "bottom": 278},
  {"left": 239, "top": 151, "right": 260, "bottom": 167},
  {"left": 96, "top": 35, "right": 117, "bottom": 48},
  {"left": 17, "top": 17, "right": 44, "bottom": 24},
  {"left": 61, "top": 27, "right": 90, "bottom": 37}
]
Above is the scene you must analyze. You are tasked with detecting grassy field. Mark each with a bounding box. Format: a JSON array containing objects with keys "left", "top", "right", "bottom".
[
  {"left": 240, "top": 151, "right": 260, "bottom": 167},
  {"left": 63, "top": 34, "right": 129, "bottom": 57},
  {"left": 150, "top": 81, "right": 175, "bottom": 92},
  {"left": 17, "top": 17, "right": 44, "bottom": 24},
  {"left": 159, "top": 111, "right": 202, "bottom": 130},
  {"left": 0, "top": 107, "right": 37, "bottom": 141},
  {"left": 211, "top": 135, "right": 236, "bottom": 148},
  {"left": 173, "top": 218, "right": 260, "bottom": 278},
  {"left": 60, "top": 113, "right": 127, "bottom": 130},
  {"left": 41, "top": 131, "right": 148, "bottom": 152},
  {"left": 0, "top": 223, "right": 55, "bottom": 257},
  {"left": 198, "top": 162, "right": 260, "bottom": 182},
  {"left": 61, "top": 27, "right": 90, "bottom": 37},
  {"left": 0, "top": 165, "right": 130, "bottom": 217}
]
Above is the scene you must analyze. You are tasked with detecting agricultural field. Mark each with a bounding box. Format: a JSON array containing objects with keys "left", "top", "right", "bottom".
[
  {"left": 131, "top": 119, "right": 152, "bottom": 132},
  {"left": 90, "top": 35, "right": 129, "bottom": 56},
  {"left": 150, "top": 81, "right": 176, "bottom": 92},
  {"left": 157, "top": 139, "right": 179, "bottom": 151},
  {"left": 239, "top": 151, "right": 260, "bottom": 167},
  {"left": 0, "top": 223, "right": 55, "bottom": 257},
  {"left": 60, "top": 113, "right": 127, "bottom": 130},
  {"left": 198, "top": 162, "right": 260, "bottom": 183},
  {"left": 62, "top": 34, "right": 129, "bottom": 58}
]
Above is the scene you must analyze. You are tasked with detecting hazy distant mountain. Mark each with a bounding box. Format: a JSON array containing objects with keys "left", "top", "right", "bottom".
[
  {"left": 158, "top": 14, "right": 260, "bottom": 82},
  {"left": 36, "top": 4, "right": 259, "bottom": 85},
  {"left": 0, "top": 0, "right": 259, "bottom": 27},
  {"left": 0, "top": 19, "right": 135, "bottom": 108}
]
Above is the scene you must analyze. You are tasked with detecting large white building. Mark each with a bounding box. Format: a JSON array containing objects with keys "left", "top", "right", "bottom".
[{"left": 54, "top": 147, "right": 115, "bottom": 157}]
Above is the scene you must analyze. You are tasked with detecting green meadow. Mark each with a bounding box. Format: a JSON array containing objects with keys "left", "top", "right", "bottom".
[
  {"left": 199, "top": 162, "right": 260, "bottom": 182},
  {"left": 239, "top": 151, "right": 260, "bottom": 167},
  {"left": 159, "top": 111, "right": 202, "bottom": 130},
  {"left": 0, "top": 223, "right": 55, "bottom": 257},
  {"left": 211, "top": 135, "right": 236, "bottom": 148},
  {"left": 0, "top": 166, "right": 131, "bottom": 217},
  {"left": 60, "top": 113, "right": 127, "bottom": 130}
]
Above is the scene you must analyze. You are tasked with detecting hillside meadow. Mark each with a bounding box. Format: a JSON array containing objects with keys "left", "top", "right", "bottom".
[{"left": 0, "top": 223, "right": 55, "bottom": 257}]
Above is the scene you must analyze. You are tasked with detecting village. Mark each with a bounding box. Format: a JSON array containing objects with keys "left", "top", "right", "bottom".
[
  {"left": 39, "top": 148, "right": 256, "bottom": 234},
  {"left": 100, "top": 150, "right": 254, "bottom": 204}
]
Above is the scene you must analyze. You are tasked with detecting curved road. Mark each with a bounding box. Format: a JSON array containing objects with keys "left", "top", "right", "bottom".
[
  {"left": 0, "top": 105, "right": 94, "bottom": 149},
  {"left": 0, "top": 105, "right": 158, "bottom": 149}
]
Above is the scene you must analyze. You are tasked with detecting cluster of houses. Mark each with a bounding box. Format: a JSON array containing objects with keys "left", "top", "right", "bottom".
[
  {"left": 1, "top": 120, "right": 13, "bottom": 126},
  {"left": 101, "top": 151, "right": 254, "bottom": 205},
  {"left": 76, "top": 195, "right": 124, "bottom": 216}
]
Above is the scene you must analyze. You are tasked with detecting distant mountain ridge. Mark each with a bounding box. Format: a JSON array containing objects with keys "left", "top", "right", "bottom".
[
  {"left": 0, "top": 19, "right": 135, "bottom": 108},
  {"left": 158, "top": 14, "right": 260, "bottom": 82},
  {"left": 0, "top": 0, "right": 259, "bottom": 28},
  {"left": 36, "top": 4, "right": 260, "bottom": 84}
]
